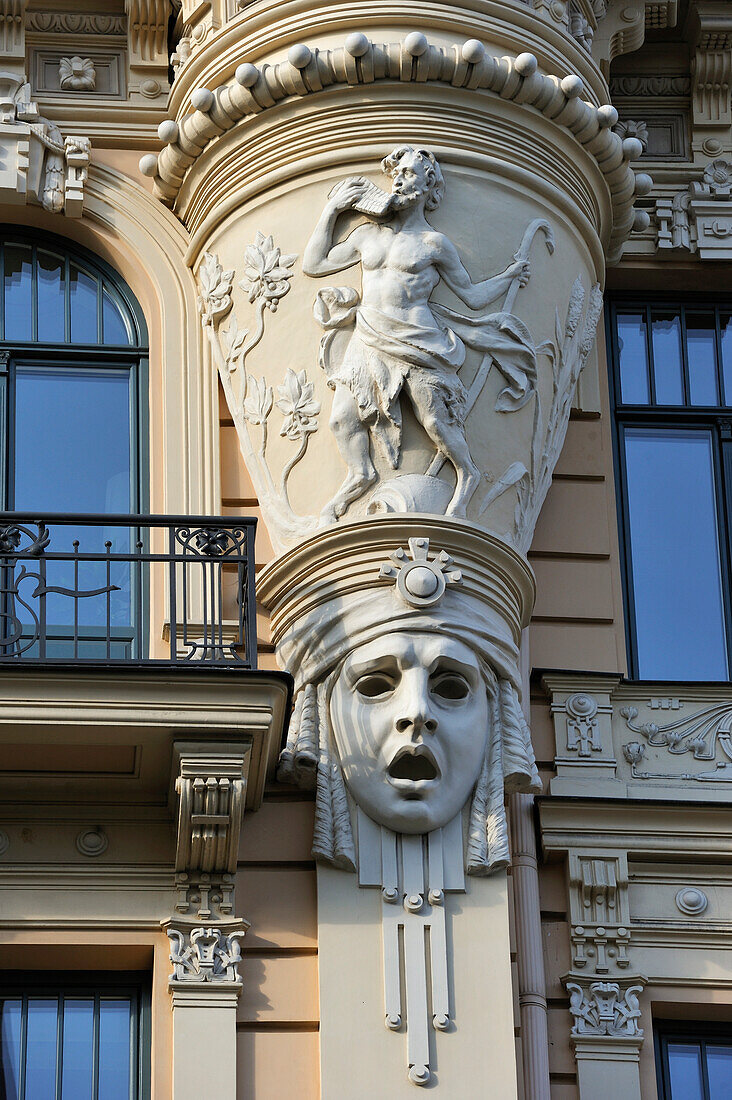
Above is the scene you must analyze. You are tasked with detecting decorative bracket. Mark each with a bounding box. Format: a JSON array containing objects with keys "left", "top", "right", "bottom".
[
  {"left": 686, "top": 1, "right": 732, "bottom": 159},
  {"left": 166, "top": 922, "right": 249, "bottom": 988},
  {"left": 565, "top": 974, "right": 646, "bottom": 1039},
  {"left": 171, "top": 741, "right": 251, "bottom": 922}
]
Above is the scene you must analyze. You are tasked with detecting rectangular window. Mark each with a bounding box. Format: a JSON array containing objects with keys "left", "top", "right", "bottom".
[
  {"left": 610, "top": 300, "right": 732, "bottom": 680},
  {"left": 0, "top": 978, "right": 149, "bottom": 1100},
  {"left": 656, "top": 1024, "right": 732, "bottom": 1099}
]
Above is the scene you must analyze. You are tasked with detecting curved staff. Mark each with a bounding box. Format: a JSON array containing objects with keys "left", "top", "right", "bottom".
[
  {"left": 426, "top": 218, "right": 555, "bottom": 482},
  {"left": 503, "top": 218, "right": 555, "bottom": 315}
]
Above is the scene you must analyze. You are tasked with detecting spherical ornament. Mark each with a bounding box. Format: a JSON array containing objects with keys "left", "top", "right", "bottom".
[
  {"left": 515, "top": 52, "right": 538, "bottom": 77},
  {"left": 404, "top": 565, "right": 440, "bottom": 599},
  {"left": 433, "top": 1014, "right": 450, "bottom": 1031},
  {"left": 632, "top": 209, "right": 651, "bottom": 233},
  {"left": 622, "top": 136, "right": 644, "bottom": 161},
  {"left": 345, "top": 32, "right": 370, "bottom": 57},
  {"left": 461, "top": 39, "right": 485, "bottom": 65},
  {"left": 158, "top": 119, "right": 179, "bottom": 144},
  {"left": 404, "top": 31, "right": 429, "bottom": 57},
  {"left": 597, "top": 104, "right": 619, "bottom": 128},
  {"left": 561, "top": 74, "right": 584, "bottom": 98},
  {"left": 405, "top": 893, "right": 423, "bottom": 913},
  {"left": 567, "top": 693, "right": 596, "bottom": 718},
  {"left": 634, "top": 172, "right": 653, "bottom": 197},
  {"left": 676, "top": 887, "right": 708, "bottom": 916},
  {"left": 702, "top": 137, "right": 723, "bottom": 157},
  {"left": 191, "top": 87, "right": 213, "bottom": 112},
  {"left": 138, "top": 154, "right": 158, "bottom": 178},
  {"left": 235, "top": 63, "right": 259, "bottom": 87},
  {"left": 386, "top": 1013, "right": 402, "bottom": 1030},
  {"left": 288, "top": 43, "right": 312, "bottom": 69},
  {"left": 140, "top": 79, "right": 162, "bottom": 99}
]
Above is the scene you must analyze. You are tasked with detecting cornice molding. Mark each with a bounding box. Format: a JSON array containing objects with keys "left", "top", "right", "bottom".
[{"left": 142, "top": 33, "right": 645, "bottom": 264}]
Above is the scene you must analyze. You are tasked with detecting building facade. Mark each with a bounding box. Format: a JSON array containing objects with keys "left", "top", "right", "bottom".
[{"left": 0, "top": 1, "right": 730, "bottom": 1098}]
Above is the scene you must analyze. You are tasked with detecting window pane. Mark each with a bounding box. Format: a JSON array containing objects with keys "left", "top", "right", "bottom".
[
  {"left": 98, "top": 999, "right": 132, "bottom": 1100},
  {"left": 4, "top": 244, "right": 32, "bottom": 342},
  {"left": 103, "top": 288, "right": 132, "bottom": 345},
  {"left": 708, "top": 1044, "right": 732, "bottom": 1099},
  {"left": 625, "top": 428, "right": 728, "bottom": 679},
  {"left": 668, "top": 1042, "right": 705, "bottom": 1100},
  {"left": 721, "top": 312, "right": 732, "bottom": 405},
  {"left": 37, "top": 250, "right": 66, "bottom": 344},
  {"left": 687, "top": 313, "right": 719, "bottom": 405},
  {"left": 14, "top": 366, "right": 132, "bottom": 517},
  {"left": 0, "top": 1000, "right": 21, "bottom": 1100},
  {"left": 70, "top": 263, "right": 98, "bottom": 343},
  {"left": 61, "top": 999, "right": 94, "bottom": 1100},
  {"left": 652, "top": 311, "right": 684, "bottom": 404},
  {"left": 617, "top": 312, "right": 650, "bottom": 403},
  {"left": 25, "top": 999, "right": 58, "bottom": 1100}
]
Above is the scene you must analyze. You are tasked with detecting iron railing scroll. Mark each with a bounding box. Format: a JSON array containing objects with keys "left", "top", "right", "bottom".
[{"left": 0, "top": 513, "right": 257, "bottom": 668}]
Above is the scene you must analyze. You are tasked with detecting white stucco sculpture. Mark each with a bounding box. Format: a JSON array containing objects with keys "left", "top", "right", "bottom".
[{"left": 303, "top": 145, "right": 541, "bottom": 522}]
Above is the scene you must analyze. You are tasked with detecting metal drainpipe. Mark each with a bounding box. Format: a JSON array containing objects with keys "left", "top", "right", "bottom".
[{"left": 510, "top": 630, "right": 551, "bottom": 1099}]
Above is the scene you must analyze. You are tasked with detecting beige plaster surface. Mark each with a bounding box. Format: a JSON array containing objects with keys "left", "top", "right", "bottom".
[{"left": 318, "top": 864, "right": 518, "bottom": 1098}]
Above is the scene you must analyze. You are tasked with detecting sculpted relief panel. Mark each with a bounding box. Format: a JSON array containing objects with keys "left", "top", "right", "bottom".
[{"left": 199, "top": 145, "right": 602, "bottom": 556}]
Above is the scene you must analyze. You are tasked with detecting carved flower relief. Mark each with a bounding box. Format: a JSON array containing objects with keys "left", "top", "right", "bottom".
[
  {"left": 244, "top": 376, "right": 274, "bottom": 426},
  {"left": 614, "top": 119, "right": 649, "bottom": 152},
  {"left": 276, "top": 369, "right": 320, "bottom": 439},
  {"left": 198, "top": 252, "right": 234, "bottom": 326},
  {"left": 703, "top": 159, "right": 732, "bottom": 198},
  {"left": 239, "top": 232, "right": 297, "bottom": 312},
  {"left": 59, "top": 56, "right": 96, "bottom": 91}
]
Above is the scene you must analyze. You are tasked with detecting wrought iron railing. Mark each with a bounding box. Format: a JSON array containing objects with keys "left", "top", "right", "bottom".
[{"left": 0, "top": 513, "right": 257, "bottom": 667}]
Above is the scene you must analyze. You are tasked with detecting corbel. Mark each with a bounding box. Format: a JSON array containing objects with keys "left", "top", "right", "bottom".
[
  {"left": 170, "top": 740, "right": 251, "bottom": 923},
  {"left": 0, "top": 1, "right": 26, "bottom": 80},
  {"left": 686, "top": 1, "right": 732, "bottom": 159},
  {"left": 125, "top": 0, "right": 171, "bottom": 103}
]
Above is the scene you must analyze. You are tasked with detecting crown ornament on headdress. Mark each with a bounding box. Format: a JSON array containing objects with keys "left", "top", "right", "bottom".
[{"left": 379, "top": 536, "right": 462, "bottom": 608}]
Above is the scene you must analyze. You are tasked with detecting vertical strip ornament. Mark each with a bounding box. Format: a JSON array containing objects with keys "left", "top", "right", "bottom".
[{"left": 357, "top": 810, "right": 465, "bottom": 1087}]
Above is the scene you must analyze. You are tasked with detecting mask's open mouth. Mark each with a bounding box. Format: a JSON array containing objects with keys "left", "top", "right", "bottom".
[{"left": 387, "top": 747, "right": 439, "bottom": 783}]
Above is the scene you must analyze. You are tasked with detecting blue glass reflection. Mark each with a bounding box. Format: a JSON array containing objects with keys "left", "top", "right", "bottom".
[
  {"left": 14, "top": 366, "right": 132, "bottom": 518},
  {"left": 98, "top": 1000, "right": 132, "bottom": 1100},
  {"left": 652, "top": 311, "right": 684, "bottom": 404},
  {"left": 37, "top": 251, "right": 66, "bottom": 344},
  {"left": 625, "top": 429, "right": 728, "bottom": 680},
  {"left": 0, "top": 1000, "right": 21, "bottom": 1100},
  {"left": 687, "top": 313, "right": 719, "bottom": 405},
  {"left": 708, "top": 1044, "right": 732, "bottom": 1098},
  {"left": 668, "top": 1043, "right": 705, "bottom": 1100},
  {"left": 61, "top": 1000, "right": 94, "bottom": 1100},
  {"left": 617, "top": 313, "right": 650, "bottom": 404},
  {"left": 103, "top": 290, "right": 132, "bottom": 346},
  {"left": 721, "top": 312, "right": 732, "bottom": 405},
  {"left": 5, "top": 245, "right": 32, "bottom": 342},
  {"left": 70, "top": 264, "right": 98, "bottom": 344},
  {"left": 25, "top": 999, "right": 57, "bottom": 1100}
]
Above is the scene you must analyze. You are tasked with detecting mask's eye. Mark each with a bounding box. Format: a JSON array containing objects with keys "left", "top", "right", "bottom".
[
  {"left": 355, "top": 673, "right": 395, "bottom": 698},
  {"left": 431, "top": 673, "right": 470, "bottom": 701}
]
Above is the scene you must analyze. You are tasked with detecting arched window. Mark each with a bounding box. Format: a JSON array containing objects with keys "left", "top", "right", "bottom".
[
  {"left": 0, "top": 231, "right": 148, "bottom": 514},
  {"left": 0, "top": 231, "right": 148, "bottom": 658}
]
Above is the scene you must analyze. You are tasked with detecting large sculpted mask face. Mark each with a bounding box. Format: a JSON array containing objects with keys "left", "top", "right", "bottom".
[{"left": 329, "top": 632, "right": 490, "bottom": 834}]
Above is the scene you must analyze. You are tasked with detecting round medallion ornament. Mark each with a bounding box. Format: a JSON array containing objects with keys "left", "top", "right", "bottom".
[
  {"left": 76, "top": 828, "right": 108, "bottom": 857},
  {"left": 675, "top": 887, "right": 708, "bottom": 916},
  {"left": 379, "top": 536, "right": 462, "bottom": 608}
]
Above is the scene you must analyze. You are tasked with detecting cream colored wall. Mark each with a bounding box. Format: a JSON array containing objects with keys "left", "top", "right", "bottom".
[{"left": 221, "top": 387, "right": 321, "bottom": 1098}]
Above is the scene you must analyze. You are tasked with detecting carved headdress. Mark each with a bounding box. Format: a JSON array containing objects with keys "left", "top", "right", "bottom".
[{"left": 261, "top": 516, "right": 541, "bottom": 876}]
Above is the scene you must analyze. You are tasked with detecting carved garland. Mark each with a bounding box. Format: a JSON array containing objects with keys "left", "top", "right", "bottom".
[{"left": 140, "top": 36, "right": 647, "bottom": 264}]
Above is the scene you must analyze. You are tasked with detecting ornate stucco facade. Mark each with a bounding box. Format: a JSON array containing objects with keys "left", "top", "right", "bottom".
[{"left": 0, "top": 2, "right": 730, "bottom": 1098}]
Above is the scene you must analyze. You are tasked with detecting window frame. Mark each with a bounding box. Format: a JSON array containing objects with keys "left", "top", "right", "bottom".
[
  {"left": 608, "top": 295, "right": 732, "bottom": 681},
  {"left": 0, "top": 970, "right": 151, "bottom": 1100},
  {"left": 655, "top": 1019, "right": 732, "bottom": 1100},
  {"left": 0, "top": 228, "right": 149, "bottom": 516}
]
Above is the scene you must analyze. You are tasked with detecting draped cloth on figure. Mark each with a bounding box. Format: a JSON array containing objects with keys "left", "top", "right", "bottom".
[{"left": 315, "top": 286, "right": 538, "bottom": 466}]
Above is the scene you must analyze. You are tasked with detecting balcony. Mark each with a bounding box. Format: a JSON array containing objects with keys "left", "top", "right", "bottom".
[
  {"left": 0, "top": 513, "right": 290, "bottom": 813},
  {"left": 0, "top": 512, "right": 257, "bottom": 666}
]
